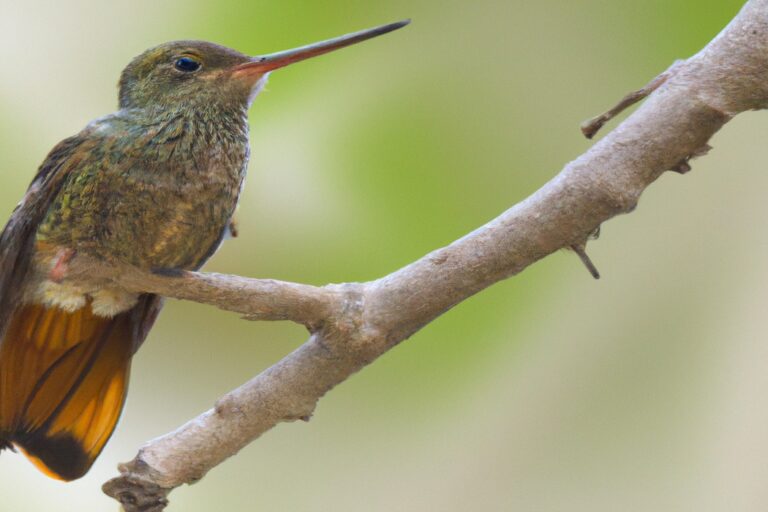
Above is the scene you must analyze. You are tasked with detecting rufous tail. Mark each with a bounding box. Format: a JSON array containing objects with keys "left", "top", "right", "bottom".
[{"left": 0, "top": 302, "right": 134, "bottom": 481}]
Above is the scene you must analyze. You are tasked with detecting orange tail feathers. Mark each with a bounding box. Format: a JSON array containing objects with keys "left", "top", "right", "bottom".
[{"left": 0, "top": 303, "right": 134, "bottom": 481}]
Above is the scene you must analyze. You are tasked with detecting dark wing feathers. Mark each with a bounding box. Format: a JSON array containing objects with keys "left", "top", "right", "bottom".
[
  {"left": 0, "top": 136, "right": 86, "bottom": 339},
  {"left": 0, "top": 132, "right": 165, "bottom": 352}
]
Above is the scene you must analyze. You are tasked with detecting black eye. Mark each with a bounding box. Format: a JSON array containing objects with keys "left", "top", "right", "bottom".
[{"left": 174, "top": 56, "right": 201, "bottom": 73}]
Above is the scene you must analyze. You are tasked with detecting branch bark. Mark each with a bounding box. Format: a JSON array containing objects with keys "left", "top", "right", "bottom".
[{"left": 101, "top": 1, "right": 768, "bottom": 509}]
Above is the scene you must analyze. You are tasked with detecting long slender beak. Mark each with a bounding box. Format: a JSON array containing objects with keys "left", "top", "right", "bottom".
[{"left": 232, "top": 20, "right": 410, "bottom": 76}]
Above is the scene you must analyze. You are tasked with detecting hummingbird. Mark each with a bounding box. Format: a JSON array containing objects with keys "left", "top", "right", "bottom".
[{"left": 0, "top": 20, "right": 409, "bottom": 481}]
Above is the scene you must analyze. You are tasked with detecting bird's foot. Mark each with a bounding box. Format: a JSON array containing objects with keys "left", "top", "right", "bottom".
[
  {"left": 227, "top": 217, "right": 239, "bottom": 238},
  {"left": 150, "top": 267, "right": 186, "bottom": 277}
]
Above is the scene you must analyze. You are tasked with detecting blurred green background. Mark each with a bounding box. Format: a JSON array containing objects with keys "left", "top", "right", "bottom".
[{"left": 0, "top": 0, "right": 763, "bottom": 510}]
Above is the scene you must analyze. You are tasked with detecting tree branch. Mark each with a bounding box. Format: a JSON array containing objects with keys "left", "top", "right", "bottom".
[
  {"left": 101, "top": 1, "right": 768, "bottom": 509},
  {"left": 580, "top": 59, "right": 686, "bottom": 139},
  {"left": 66, "top": 256, "right": 341, "bottom": 329}
]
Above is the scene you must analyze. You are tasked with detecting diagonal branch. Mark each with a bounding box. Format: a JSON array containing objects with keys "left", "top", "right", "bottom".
[{"left": 101, "top": 1, "right": 768, "bottom": 510}]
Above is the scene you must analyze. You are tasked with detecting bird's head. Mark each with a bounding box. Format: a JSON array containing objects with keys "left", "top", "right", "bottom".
[{"left": 118, "top": 20, "right": 410, "bottom": 111}]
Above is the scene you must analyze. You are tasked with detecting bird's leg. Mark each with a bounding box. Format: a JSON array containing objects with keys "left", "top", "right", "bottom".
[
  {"left": 150, "top": 267, "right": 187, "bottom": 278},
  {"left": 227, "top": 216, "right": 239, "bottom": 238},
  {"left": 49, "top": 247, "right": 76, "bottom": 283}
]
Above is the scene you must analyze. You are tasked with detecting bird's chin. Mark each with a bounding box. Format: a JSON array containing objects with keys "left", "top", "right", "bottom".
[{"left": 247, "top": 73, "right": 270, "bottom": 106}]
